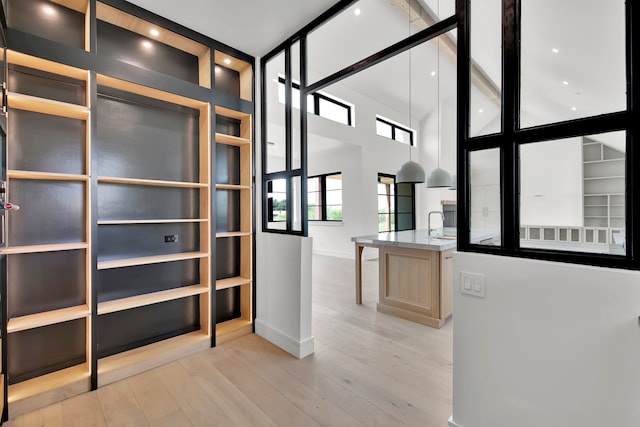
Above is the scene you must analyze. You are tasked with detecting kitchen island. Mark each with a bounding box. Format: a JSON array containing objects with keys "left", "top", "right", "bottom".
[{"left": 352, "top": 229, "right": 455, "bottom": 328}]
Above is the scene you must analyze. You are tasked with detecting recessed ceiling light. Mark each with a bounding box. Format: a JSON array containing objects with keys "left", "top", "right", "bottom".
[
  {"left": 571, "top": 107, "right": 577, "bottom": 111},
  {"left": 42, "top": 5, "right": 56, "bottom": 15},
  {"left": 552, "top": 48, "right": 559, "bottom": 53},
  {"left": 562, "top": 80, "right": 569, "bottom": 85},
  {"left": 215, "top": 66, "right": 222, "bottom": 73},
  {"left": 150, "top": 28, "right": 160, "bottom": 37},
  {"left": 224, "top": 58, "right": 232, "bottom": 65},
  {"left": 354, "top": 8, "right": 361, "bottom": 16},
  {"left": 478, "top": 109, "right": 484, "bottom": 114},
  {"left": 142, "top": 40, "right": 153, "bottom": 49},
  {"left": 431, "top": 71, "right": 436, "bottom": 77}
]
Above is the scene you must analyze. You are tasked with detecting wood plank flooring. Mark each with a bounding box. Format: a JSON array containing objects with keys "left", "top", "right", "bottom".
[{"left": 5, "top": 254, "right": 452, "bottom": 426}]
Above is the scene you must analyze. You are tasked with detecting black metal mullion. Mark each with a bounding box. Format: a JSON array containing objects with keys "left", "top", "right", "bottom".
[
  {"left": 284, "top": 46, "right": 293, "bottom": 233},
  {"left": 501, "top": 0, "right": 518, "bottom": 254},
  {"left": 300, "top": 36, "right": 309, "bottom": 236},
  {"left": 627, "top": 0, "right": 638, "bottom": 267},
  {"left": 457, "top": 0, "right": 471, "bottom": 250}
]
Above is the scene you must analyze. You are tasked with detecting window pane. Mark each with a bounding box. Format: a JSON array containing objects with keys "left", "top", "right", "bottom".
[
  {"left": 395, "top": 127, "right": 412, "bottom": 145},
  {"left": 317, "top": 97, "right": 347, "bottom": 125},
  {"left": 308, "top": 205, "right": 321, "bottom": 221},
  {"left": 307, "top": 177, "right": 320, "bottom": 192},
  {"left": 469, "top": 0, "right": 501, "bottom": 137},
  {"left": 326, "top": 173, "right": 342, "bottom": 190},
  {"left": 267, "top": 178, "right": 287, "bottom": 230},
  {"left": 520, "top": 0, "right": 626, "bottom": 127},
  {"left": 292, "top": 175, "right": 302, "bottom": 232},
  {"left": 376, "top": 120, "right": 392, "bottom": 139},
  {"left": 469, "top": 149, "right": 501, "bottom": 246},
  {"left": 326, "top": 189, "right": 342, "bottom": 205},
  {"left": 307, "top": 0, "right": 454, "bottom": 86},
  {"left": 326, "top": 206, "right": 343, "bottom": 221},
  {"left": 397, "top": 213, "right": 414, "bottom": 231},
  {"left": 520, "top": 131, "right": 625, "bottom": 255},
  {"left": 265, "top": 52, "right": 286, "bottom": 174},
  {"left": 292, "top": 41, "right": 302, "bottom": 170}
]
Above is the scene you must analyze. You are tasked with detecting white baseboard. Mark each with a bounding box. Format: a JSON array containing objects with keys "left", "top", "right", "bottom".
[
  {"left": 448, "top": 416, "right": 463, "bottom": 427},
  {"left": 312, "top": 248, "right": 353, "bottom": 259},
  {"left": 255, "top": 319, "right": 315, "bottom": 359}
]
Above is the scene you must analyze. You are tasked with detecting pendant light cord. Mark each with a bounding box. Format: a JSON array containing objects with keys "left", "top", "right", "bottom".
[
  {"left": 408, "top": 5, "right": 412, "bottom": 162},
  {"left": 436, "top": 0, "right": 441, "bottom": 169}
]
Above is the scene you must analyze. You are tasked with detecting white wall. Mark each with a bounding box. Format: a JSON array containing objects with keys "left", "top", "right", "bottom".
[
  {"left": 520, "top": 138, "right": 583, "bottom": 226},
  {"left": 450, "top": 252, "right": 640, "bottom": 427}
]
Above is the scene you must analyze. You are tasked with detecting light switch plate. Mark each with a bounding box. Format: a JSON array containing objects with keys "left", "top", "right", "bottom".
[{"left": 460, "top": 271, "right": 486, "bottom": 298}]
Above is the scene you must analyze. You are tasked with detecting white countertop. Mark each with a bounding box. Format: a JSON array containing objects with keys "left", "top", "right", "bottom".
[{"left": 351, "top": 229, "right": 457, "bottom": 252}]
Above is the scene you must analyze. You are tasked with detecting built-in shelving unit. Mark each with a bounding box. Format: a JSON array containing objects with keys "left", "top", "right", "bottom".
[
  {"left": 1, "top": 0, "right": 255, "bottom": 419},
  {"left": 215, "top": 106, "right": 253, "bottom": 344},
  {"left": 582, "top": 138, "right": 625, "bottom": 229},
  {"left": 94, "top": 74, "right": 212, "bottom": 386},
  {"left": 2, "top": 49, "right": 92, "bottom": 416}
]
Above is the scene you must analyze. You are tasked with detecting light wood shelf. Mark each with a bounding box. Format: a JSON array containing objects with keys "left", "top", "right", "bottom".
[
  {"left": 97, "top": 331, "right": 210, "bottom": 387},
  {"left": 8, "top": 305, "right": 90, "bottom": 333},
  {"left": 8, "top": 170, "right": 89, "bottom": 182},
  {"left": 216, "top": 276, "right": 251, "bottom": 291},
  {"left": 97, "top": 218, "right": 207, "bottom": 225},
  {"left": 0, "top": 242, "right": 89, "bottom": 255},
  {"left": 215, "top": 133, "right": 251, "bottom": 146},
  {"left": 7, "top": 50, "right": 89, "bottom": 82},
  {"left": 97, "top": 251, "right": 208, "bottom": 270},
  {"left": 216, "top": 184, "right": 251, "bottom": 191},
  {"left": 98, "top": 176, "right": 207, "bottom": 188},
  {"left": 8, "top": 363, "right": 90, "bottom": 418},
  {"left": 96, "top": 74, "right": 209, "bottom": 109},
  {"left": 98, "top": 284, "right": 209, "bottom": 315},
  {"left": 216, "top": 231, "right": 252, "bottom": 238},
  {"left": 7, "top": 92, "right": 89, "bottom": 120}
]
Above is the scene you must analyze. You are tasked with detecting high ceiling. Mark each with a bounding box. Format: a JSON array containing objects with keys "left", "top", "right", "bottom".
[{"left": 125, "top": 0, "right": 342, "bottom": 57}]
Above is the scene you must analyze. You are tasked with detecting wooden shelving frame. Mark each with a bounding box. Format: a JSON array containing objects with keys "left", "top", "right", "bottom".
[
  {"left": 214, "top": 106, "right": 253, "bottom": 344},
  {"left": 95, "top": 74, "right": 212, "bottom": 386},
  {"left": 1, "top": 0, "right": 255, "bottom": 418},
  {"left": 2, "top": 50, "right": 93, "bottom": 416}
]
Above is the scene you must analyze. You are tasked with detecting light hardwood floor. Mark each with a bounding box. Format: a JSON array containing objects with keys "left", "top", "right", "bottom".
[{"left": 5, "top": 254, "right": 452, "bottom": 426}]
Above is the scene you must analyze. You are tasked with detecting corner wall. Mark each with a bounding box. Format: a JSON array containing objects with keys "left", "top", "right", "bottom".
[{"left": 450, "top": 252, "right": 640, "bottom": 427}]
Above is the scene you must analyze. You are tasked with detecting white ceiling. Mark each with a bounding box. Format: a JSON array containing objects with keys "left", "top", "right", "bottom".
[
  {"left": 126, "top": 0, "right": 627, "bottom": 151},
  {"left": 125, "top": 0, "right": 341, "bottom": 57}
]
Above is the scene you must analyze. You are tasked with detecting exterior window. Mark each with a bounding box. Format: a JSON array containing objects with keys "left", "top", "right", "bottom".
[
  {"left": 378, "top": 174, "right": 415, "bottom": 232},
  {"left": 267, "top": 179, "right": 287, "bottom": 223},
  {"left": 376, "top": 115, "right": 414, "bottom": 145},
  {"left": 278, "top": 77, "right": 353, "bottom": 126},
  {"left": 308, "top": 173, "right": 343, "bottom": 221}
]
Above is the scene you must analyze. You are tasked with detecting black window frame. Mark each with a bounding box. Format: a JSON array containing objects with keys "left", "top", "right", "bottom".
[
  {"left": 377, "top": 173, "right": 416, "bottom": 233},
  {"left": 376, "top": 115, "right": 415, "bottom": 146},
  {"left": 308, "top": 172, "right": 343, "bottom": 222},
  {"left": 456, "top": 0, "right": 639, "bottom": 270},
  {"left": 277, "top": 76, "right": 353, "bottom": 126}
]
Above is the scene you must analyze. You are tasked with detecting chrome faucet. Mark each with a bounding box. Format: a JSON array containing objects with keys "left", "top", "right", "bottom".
[{"left": 428, "top": 211, "right": 444, "bottom": 237}]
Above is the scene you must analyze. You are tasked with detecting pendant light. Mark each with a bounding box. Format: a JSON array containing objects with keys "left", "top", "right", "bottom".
[
  {"left": 426, "top": 4, "right": 452, "bottom": 188},
  {"left": 396, "top": 6, "right": 425, "bottom": 184}
]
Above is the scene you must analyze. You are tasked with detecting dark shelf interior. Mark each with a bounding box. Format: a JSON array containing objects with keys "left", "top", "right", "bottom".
[
  {"left": 98, "top": 184, "right": 200, "bottom": 221},
  {"left": 8, "top": 64, "right": 86, "bottom": 105},
  {"left": 216, "top": 115, "right": 241, "bottom": 137},
  {"left": 214, "top": 65, "right": 240, "bottom": 98},
  {"left": 97, "top": 20, "right": 199, "bottom": 85},
  {"left": 97, "top": 222, "right": 200, "bottom": 262},
  {"left": 216, "top": 236, "right": 241, "bottom": 280},
  {"left": 7, "top": 319, "right": 86, "bottom": 384},
  {"left": 97, "top": 296, "right": 200, "bottom": 358},
  {"left": 216, "top": 287, "right": 241, "bottom": 324},
  {"left": 6, "top": 0, "right": 85, "bottom": 50},
  {"left": 8, "top": 109, "right": 86, "bottom": 175},
  {"left": 8, "top": 179, "right": 85, "bottom": 246},
  {"left": 8, "top": 250, "right": 86, "bottom": 318},
  {"left": 97, "top": 259, "right": 200, "bottom": 303},
  {"left": 216, "top": 190, "right": 241, "bottom": 233},
  {"left": 96, "top": 89, "right": 199, "bottom": 183}
]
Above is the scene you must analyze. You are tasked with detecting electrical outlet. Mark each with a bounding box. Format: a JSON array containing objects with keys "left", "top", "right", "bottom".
[{"left": 164, "top": 234, "right": 178, "bottom": 243}]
